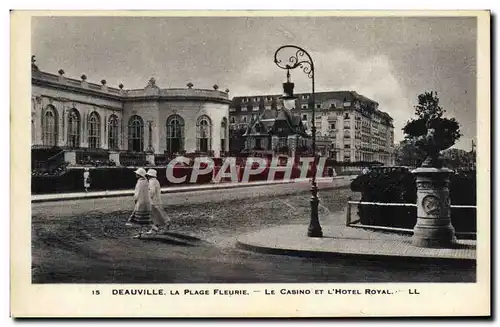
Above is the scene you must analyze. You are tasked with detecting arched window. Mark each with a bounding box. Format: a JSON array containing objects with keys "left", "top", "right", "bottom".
[
  {"left": 220, "top": 117, "right": 228, "bottom": 152},
  {"left": 87, "top": 111, "right": 101, "bottom": 149},
  {"left": 43, "top": 106, "right": 58, "bottom": 146},
  {"left": 67, "top": 108, "right": 81, "bottom": 148},
  {"left": 128, "top": 115, "right": 144, "bottom": 152},
  {"left": 108, "top": 114, "right": 119, "bottom": 150},
  {"left": 166, "top": 114, "right": 184, "bottom": 155},
  {"left": 196, "top": 115, "right": 212, "bottom": 153}
]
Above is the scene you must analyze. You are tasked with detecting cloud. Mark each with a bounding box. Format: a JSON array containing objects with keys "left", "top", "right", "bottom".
[{"left": 232, "top": 49, "right": 413, "bottom": 143}]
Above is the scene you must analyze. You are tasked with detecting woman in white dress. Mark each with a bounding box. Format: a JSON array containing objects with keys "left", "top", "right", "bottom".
[
  {"left": 146, "top": 169, "right": 171, "bottom": 234},
  {"left": 126, "top": 168, "right": 153, "bottom": 238}
]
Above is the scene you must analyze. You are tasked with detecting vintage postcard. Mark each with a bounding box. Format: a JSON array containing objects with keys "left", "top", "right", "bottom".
[{"left": 10, "top": 10, "right": 490, "bottom": 317}]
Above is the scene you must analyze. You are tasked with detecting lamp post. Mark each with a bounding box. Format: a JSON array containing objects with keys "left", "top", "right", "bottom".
[{"left": 274, "top": 45, "right": 322, "bottom": 238}]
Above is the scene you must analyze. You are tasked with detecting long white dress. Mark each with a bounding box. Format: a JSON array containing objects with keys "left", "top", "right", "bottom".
[{"left": 149, "top": 177, "right": 170, "bottom": 227}]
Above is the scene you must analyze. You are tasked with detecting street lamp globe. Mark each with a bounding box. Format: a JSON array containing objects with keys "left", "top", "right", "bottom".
[
  {"left": 282, "top": 96, "right": 296, "bottom": 110},
  {"left": 281, "top": 70, "right": 297, "bottom": 110}
]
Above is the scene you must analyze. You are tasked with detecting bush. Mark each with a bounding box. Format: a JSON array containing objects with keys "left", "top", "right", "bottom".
[{"left": 350, "top": 170, "right": 476, "bottom": 233}]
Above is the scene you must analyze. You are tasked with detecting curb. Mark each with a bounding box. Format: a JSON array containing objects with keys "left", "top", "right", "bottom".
[
  {"left": 32, "top": 177, "right": 348, "bottom": 203},
  {"left": 235, "top": 240, "right": 477, "bottom": 266}
]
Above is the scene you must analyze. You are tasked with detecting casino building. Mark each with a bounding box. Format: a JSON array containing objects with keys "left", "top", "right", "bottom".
[{"left": 31, "top": 57, "right": 231, "bottom": 167}]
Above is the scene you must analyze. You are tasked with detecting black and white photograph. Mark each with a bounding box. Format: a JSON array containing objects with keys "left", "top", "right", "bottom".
[{"left": 10, "top": 10, "right": 491, "bottom": 317}]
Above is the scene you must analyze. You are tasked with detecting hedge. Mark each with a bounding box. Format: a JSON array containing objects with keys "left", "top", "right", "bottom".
[
  {"left": 31, "top": 163, "right": 341, "bottom": 194},
  {"left": 350, "top": 170, "right": 476, "bottom": 234}
]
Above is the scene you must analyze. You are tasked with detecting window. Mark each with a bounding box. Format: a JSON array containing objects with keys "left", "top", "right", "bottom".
[
  {"left": 344, "top": 131, "right": 351, "bottom": 138},
  {"left": 67, "top": 108, "right": 81, "bottom": 148},
  {"left": 330, "top": 123, "right": 336, "bottom": 130},
  {"left": 230, "top": 116, "right": 236, "bottom": 124},
  {"left": 302, "top": 95, "right": 309, "bottom": 100},
  {"left": 255, "top": 138, "right": 262, "bottom": 149},
  {"left": 220, "top": 117, "right": 228, "bottom": 152},
  {"left": 316, "top": 104, "right": 321, "bottom": 109},
  {"left": 128, "top": 115, "right": 144, "bottom": 152},
  {"left": 166, "top": 114, "right": 184, "bottom": 155},
  {"left": 243, "top": 117, "right": 247, "bottom": 123},
  {"left": 42, "top": 106, "right": 58, "bottom": 146},
  {"left": 87, "top": 111, "right": 101, "bottom": 149},
  {"left": 197, "top": 115, "right": 212, "bottom": 153},
  {"left": 301, "top": 105, "right": 308, "bottom": 109},
  {"left": 253, "top": 106, "right": 259, "bottom": 111},
  {"left": 241, "top": 107, "right": 247, "bottom": 112},
  {"left": 278, "top": 137, "right": 288, "bottom": 149},
  {"left": 330, "top": 103, "right": 336, "bottom": 109},
  {"left": 302, "top": 114, "right": 308, "bottom": 121},
  {"left": 344, "top": 144, "right": 351, "bottom": 149},
  {"left": 344, "top": 113, "right": 350, "bottom": 119},
  {"left": 242, "top": 98, "right": 248, "bottom": 103},
  {"left": 107, "top": 115, "right": 119, "bottom": 150}
]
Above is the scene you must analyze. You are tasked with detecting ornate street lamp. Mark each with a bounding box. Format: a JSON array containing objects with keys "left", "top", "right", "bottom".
[{"left": 274, "top": 45, "right": 322, "bottom": 238}]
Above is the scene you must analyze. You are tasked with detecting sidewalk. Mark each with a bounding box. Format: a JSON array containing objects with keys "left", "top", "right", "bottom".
[
  {"left": 31, "top": 176, "right": 351, "bottom": 203},
  {"left": 236, "top": 213, "right": 476, "bottom": 264}
]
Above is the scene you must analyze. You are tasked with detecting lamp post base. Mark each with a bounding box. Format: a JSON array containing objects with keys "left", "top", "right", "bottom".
[
  {"left": 411, "top": 167, "right": 457, "bottom": 248},
  {"left": 307, "top": 189, "right": 323, "bottom": 238}
]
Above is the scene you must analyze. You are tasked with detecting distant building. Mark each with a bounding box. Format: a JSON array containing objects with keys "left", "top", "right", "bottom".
[
  {"left": 229, "top": 91, "right": 395, "bottom": 165},
  {"left": 243, "top": 105, "right": 309, "bottom": 156}
]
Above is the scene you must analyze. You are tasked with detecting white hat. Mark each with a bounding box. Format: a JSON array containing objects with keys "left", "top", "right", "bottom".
[
  {"left": 134, "top": 167, "right": 147, "bottom": 177},
  {"left": 146, "top": 169, "right": 157, "bottom": 178}
]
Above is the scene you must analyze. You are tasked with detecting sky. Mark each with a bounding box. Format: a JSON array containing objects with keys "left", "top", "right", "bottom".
[{"left": 31, "top": 15, "right": 477, "bottom": 150}]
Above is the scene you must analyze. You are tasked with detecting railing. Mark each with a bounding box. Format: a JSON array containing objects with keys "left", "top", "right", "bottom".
[
  {"left": 76, "top": 148, "right": 109, "bottom": 164},
  {"left": 345, "top": 197, "right": 477, "bottom": 238},
  {"left": 119, "top": 152, "right": 148, "bottom": 167},
  {"left": 46, "top": 150, "right": 66, "bottom": 171}
]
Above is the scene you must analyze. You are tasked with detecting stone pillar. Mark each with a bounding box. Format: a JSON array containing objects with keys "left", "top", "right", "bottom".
[
  {"left": 146, "top": 121, "right": 155, "bottom": 153},
  {"left": 146, "top": 153, "right": 155, "bottom": 166},
  {"left": 412, "top": 167, "right": 457, "bottom": 248},
  {"left": 64, "top": 150, "right": 76, "bottom": 166},
  {"left": 109, "top": 151, "right": 120, "bottom": 166}
]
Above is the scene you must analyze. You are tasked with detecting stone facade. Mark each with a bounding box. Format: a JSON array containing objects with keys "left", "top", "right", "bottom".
[{"left": 31, "top": 66, "right": 231, "bottom": 157}]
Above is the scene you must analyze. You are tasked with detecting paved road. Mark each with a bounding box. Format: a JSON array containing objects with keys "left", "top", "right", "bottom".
[
  {"left": 31, "top": 180, "right": 475, "bottom": 283},
  {"left": 32, "top": 178, "right": 350, "bottom": 217}
]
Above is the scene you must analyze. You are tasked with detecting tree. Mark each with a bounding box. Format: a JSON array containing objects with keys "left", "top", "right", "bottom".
[
  {"left": 403, "top": 91, "right": 462, "bottom": 167},
  {"left": 394, "top": 140, "right": 426, "bottom": 168},
  {"left": 441, "top": 148, "right": 476, "bottom": 170}
]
